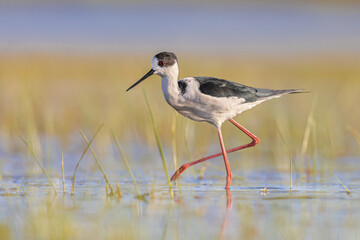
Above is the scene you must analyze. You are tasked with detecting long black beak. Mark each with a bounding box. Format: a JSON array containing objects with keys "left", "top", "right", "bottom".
[{"left": 126, "top": 69, "right": 155, "bottom": 92}]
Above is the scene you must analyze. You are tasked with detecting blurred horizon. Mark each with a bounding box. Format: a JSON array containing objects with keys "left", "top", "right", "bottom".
[
  {"left": 0, "top": 0, "right": 359, "bottom": 150},
  {"left": 1, "top": 1, "right": 360, "bottom": 57}
]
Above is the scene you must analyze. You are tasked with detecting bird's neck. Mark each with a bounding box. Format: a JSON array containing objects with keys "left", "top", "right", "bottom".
[{"left": 161, "top": 66, "right": 180, "bottom": 105}]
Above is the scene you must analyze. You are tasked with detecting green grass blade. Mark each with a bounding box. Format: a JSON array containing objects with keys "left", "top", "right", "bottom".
[
  {"left": 111, "top": 128, "right": 141, "bottom": 197},
  {"left": 79, "top": 129, "right": 114, "bottom": 196},
  {"left": 71, "top": 123, "right": 103, "bottom": 195},
  {"left": 143, "top": 90, "right": 174, "bottom": 198},
  {"left": 20, "top": 135, "right": 57, "bottom": 194},
  {"left": 327, "top": 165, "right": 351, "bottom": 194}
]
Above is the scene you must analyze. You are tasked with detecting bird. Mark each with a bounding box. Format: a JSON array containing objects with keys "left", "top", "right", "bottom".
[{"left": 126, "top": 52, "right": 302, "bottom": 189}]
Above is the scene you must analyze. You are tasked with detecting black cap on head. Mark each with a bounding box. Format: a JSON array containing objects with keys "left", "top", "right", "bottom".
[
  {"left": 126, "top": 52, "right": 177, "bottom": 92},
  {"left": 155, "top": 52, "right": 177, "bottom": 67}
]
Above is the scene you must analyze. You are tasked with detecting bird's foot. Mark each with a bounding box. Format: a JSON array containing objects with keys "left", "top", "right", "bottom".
[{"left": 170, "top": 164, "right": 189, "bottom": 182}]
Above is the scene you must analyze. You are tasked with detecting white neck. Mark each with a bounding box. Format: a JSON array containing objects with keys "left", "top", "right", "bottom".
[{"left": 161, "top": 65, "right": 180, "bottom": 105}]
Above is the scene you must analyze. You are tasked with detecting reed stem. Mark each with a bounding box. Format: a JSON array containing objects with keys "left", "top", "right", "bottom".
[
  {"left": 143, "top": 90, "right": 174, "bottom": 198},
  {"left": 20, "top": 136, "right": 57, "bottom": 194}
]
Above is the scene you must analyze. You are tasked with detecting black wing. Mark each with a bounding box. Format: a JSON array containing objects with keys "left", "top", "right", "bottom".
[{"left": 195, "top": 77, "right": 300, "bottom": 102}]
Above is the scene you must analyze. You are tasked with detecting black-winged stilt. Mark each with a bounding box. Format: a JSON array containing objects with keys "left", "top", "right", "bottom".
[{"left": 127, "top": 52, "right": 302, "bottom": 189}]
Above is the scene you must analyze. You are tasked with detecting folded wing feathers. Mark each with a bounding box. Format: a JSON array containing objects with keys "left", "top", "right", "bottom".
[{"left": 195, "top": 77, "right": 303, "bottom": 102}]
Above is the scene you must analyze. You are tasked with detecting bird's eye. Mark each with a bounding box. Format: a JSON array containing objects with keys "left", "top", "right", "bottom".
[{"left": 158, "top": 61, "right": 165, "bottom": 67}]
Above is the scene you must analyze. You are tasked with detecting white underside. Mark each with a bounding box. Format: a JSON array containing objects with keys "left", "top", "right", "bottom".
[{"left": 162, "top": 76, "right": 281, "bottom": 128}]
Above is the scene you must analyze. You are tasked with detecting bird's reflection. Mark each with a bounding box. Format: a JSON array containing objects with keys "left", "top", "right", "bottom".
[
  {"left": 226, "top": 188, "right": 233, "bottom": 209},
  {"left": 220, "top": 188, "right": 233, "bottom": 239}
]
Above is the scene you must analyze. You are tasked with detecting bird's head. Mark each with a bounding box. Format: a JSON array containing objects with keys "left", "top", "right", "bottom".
[{"left": 126, "top": 52, "right": 178, "bottom": 92}]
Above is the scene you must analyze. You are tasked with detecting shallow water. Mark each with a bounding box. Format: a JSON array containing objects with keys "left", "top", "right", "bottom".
[{"left": 1, "top": 168, "right": 359, "bottom": 240}]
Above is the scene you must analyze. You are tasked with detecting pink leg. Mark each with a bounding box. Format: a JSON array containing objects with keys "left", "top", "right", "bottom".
[
  {"left": 170, "top": 118, "right": 260, "bottom": 182},
  {"left": 217, "top": 127, "right": 232, "bottom": 189}
]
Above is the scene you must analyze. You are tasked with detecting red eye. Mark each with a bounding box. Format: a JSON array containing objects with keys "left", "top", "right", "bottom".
[{"left": 158, "top": 61, "right": 165, "bottom": 67}]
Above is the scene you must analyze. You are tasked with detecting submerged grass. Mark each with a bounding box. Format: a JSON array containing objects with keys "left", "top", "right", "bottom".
[
  {"left": 143, "top": 90, "right": 174, "bottom": 199},
  {"left": 19, "top": 136, "right": 57, "bottom": 194}
]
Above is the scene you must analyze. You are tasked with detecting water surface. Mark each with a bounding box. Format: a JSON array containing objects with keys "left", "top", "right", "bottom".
[{"left": 1, "top": 169, "right": 359, "bottom": 239}]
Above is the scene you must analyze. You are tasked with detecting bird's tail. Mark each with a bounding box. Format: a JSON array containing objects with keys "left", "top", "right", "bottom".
[
  {"left": 255, "top": 88, "right": 306, "bottom": 100},
  {"left": 273, "top": 89, "right": 307, "bottom": 95}
]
